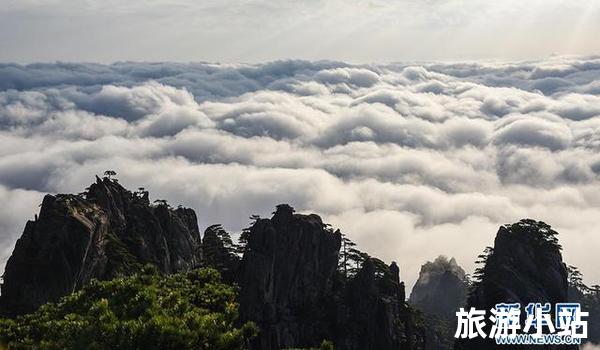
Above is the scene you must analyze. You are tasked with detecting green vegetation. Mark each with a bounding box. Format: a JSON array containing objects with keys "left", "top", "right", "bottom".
[
  {"left": 103, "top": 231, "right": 142, "bottom": 276},
  {"left": 0, "top": 266, "right": 257, "bottom": 350},
  {"left": 282, "top": 339, "right": 335, "bottom": 350},
  {"left": 103, "top": 170, "right": 117, "bottom": 180},
  {"left": 339, "top": 233, "right": 369, "bottom": 278},
  {"left": 204, "top": 224, "right": 238, "bottom": 264}
]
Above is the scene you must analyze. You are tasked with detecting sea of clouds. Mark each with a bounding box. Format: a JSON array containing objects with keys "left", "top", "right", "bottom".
[{"left": 1, "top": 56, "right": 600, "bottom": 291}]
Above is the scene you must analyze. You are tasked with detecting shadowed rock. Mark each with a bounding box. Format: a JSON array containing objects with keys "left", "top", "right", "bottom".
[
  {"left": 339, "top": 258, "right": 423, "bottom": 350},
  {"left": 456, "top": 219, "right": 573, "bottom": 350},
  {"left": 0, "top": 176, "right": 201, "bottom": 316},
  {"left": 238, "top": 204, "right": 425, "bottom": 350},
  {"left": 238, "top": 204, "right": 342, "bottom": 349}
]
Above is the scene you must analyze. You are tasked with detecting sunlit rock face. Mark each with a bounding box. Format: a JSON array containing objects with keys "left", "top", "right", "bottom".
[
  {"left": 0, "top": 177, "right": 201, "bottom": 317},
  {"left": 409, "top": 256, "right": 468, "bottom": 350},
  {"left": 410, "top": 255, "right": 468, "bottom": 319}
]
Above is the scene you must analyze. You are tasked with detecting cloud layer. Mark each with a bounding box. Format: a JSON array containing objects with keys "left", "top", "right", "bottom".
[{"left": 1, "top": 56, "right": 600, "bottom": 291}]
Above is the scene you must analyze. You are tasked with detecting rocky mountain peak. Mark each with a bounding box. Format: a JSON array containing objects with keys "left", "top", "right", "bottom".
[
  {"left": 410, "top": 255, "right": 467, "bottom": 319},
  {"left": 390, "top": 261, "right": 400, "bottom": 283},
  {"left": 238, "top": 205, "right": 342, "bottom": 349},
  {"left": 238, "top": 205, "right": 424, "bottom": 350},
  {"left": 409, "top": 255, "right": 468, "bottom": 350},
  {"left": 457, "top": 219, "right": 572, "bottom": 350},
  {"left": 272, "top": 203, "right": 295, "bottom": 222},
  {"left": 0, "top": 176, "right": 201, "bottom": 317},
  {"left": 484, "top": 219, "right": 568, "bottom": 306}
]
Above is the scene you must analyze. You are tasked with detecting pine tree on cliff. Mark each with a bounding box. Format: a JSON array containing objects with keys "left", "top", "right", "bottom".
[
  {"left": 103, "top": 170, "right": 117, "bottom": 180},
  {"left": 236, "top": 215, "right": 260, "bottom": 256},
  {"left": 567, "top": 264, "right": 600, "bottom": 343},
  {"left": 338, "top": 232, "right": 370, "bottom": 279},
  {"left": 201, "top": 224, "right": 240, "bottom": 282}
]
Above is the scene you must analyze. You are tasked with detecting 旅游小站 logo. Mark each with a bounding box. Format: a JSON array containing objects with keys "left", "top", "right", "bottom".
[{"left": 455, "top": 303, "right": 588, "bottom": 345}]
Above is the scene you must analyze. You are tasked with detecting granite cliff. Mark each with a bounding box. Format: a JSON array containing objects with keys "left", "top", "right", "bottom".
[
  {"left": 237, "top": 204, "right": 425, "bottom": 350},
  {"left": 238, "top": 204, "right": 342, "bottom": 349},
  {"left": 0, "top": 176, "right": 202, "bottom": 316},
  {"left": 567, "top": 265, "right": 600, "bottom": 345},
  {"left": 456, "top": 219, "right": 573, "bottom": 350}
]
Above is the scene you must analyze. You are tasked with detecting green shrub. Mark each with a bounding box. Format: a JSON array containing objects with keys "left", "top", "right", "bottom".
[
  {"left": 320, "top": 340, "right": 335, "bottom": 350},
  {"left": 0, "top": 266, "right": 257, "bottom": 350}
]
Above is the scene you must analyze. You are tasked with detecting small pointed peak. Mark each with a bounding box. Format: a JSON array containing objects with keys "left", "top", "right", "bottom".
[
  {"left": 274, "top": 204, "right": 295, "bottom": 215},
  {"left": 272, "top": 204, "right": 295, "bottom": 223}
]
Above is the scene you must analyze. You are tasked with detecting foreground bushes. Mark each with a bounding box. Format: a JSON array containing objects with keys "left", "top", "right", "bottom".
[{"left": 0, "top": 266, "right": 257, "bottom": 349}]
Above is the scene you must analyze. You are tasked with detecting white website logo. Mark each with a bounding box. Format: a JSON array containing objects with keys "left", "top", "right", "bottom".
[{"left": 455, "top": 303, "right": 588, "bottom": 345}]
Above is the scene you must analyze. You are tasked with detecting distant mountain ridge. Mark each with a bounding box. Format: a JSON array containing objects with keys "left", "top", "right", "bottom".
[
  {"left": 410, "top": 255, "right": 467, "bottom": 320},
  {"left": 409, "top": 256, "right": 468, "bottom": 350}
]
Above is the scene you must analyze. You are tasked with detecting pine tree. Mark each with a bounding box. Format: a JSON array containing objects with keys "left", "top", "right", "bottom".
[
  {"left": 236, "top": 215, "right": 260, "bottom": 256},
  {"left": 338, "top": 232, "right": 369, "bottom": 279}
]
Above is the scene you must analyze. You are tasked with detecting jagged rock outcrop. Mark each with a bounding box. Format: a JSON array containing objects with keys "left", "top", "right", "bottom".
[
  {"left": 0, "top": 176, "right": 202, "bottom": 317},
  {"left": 410, "top": 256, "right": 467, "bottom": 350},
  {"left": 410, "top": 256, "right": 467, "bottom": 319},
  {"left": 238, "top": 204, "right": 342, "bottom": 349},
  {"left": 339, "top": 258, "right": 424, "bottom": 350},
  {"left": 0, "top": 188, "right": 426, "bottom": 349},
  {"left": 456, "top": 219, "right": 572, "bottom": 350},
  {"left": 238, "top": 204, "right": 425, "bottom": 350}
]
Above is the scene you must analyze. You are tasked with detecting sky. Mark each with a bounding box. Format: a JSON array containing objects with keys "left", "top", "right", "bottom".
[
  {"left": 1, "top": 0, "right": 600, "bottom": 293},
  {"left": 1, "top": 57, "right": 600, "bottom": 292},
  {"left": 1, "top": 0, "right": 600, "bottom": 63}
]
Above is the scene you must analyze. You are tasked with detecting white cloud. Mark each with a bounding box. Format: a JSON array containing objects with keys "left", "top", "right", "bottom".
[
  {"left": 0, "top": 58, "right": 599, "bottom": 292},
  {"left": 492, "top": 115, "right": 573, "bottom": 150},
  {"left": 0, "top": 186, "right": 44, "bottom": 275}
]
